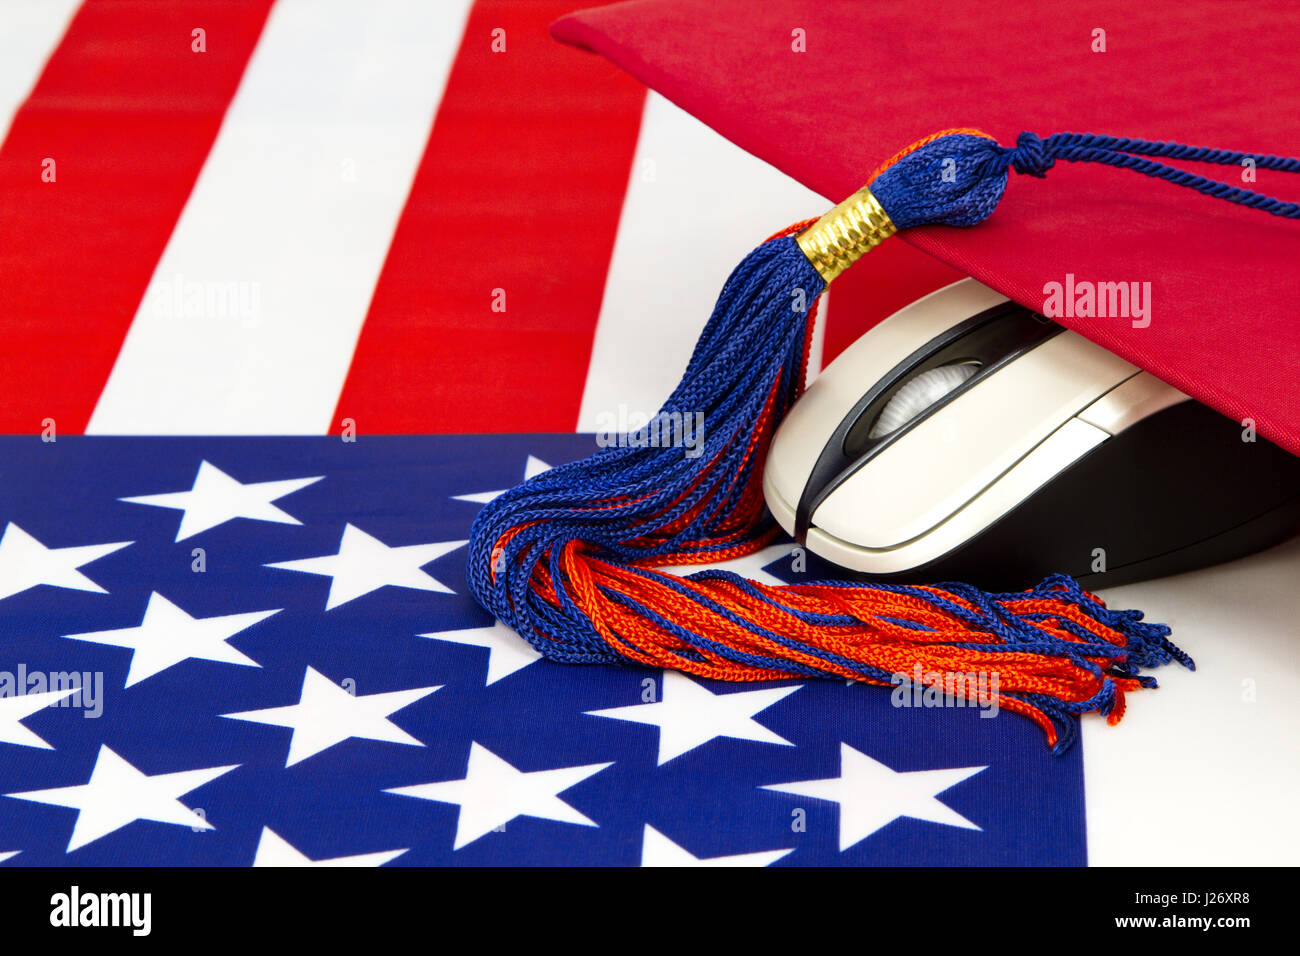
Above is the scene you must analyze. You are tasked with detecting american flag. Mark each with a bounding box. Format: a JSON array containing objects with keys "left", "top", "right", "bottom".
[
  {"left": 0, "top": 434, "right": 1086, "bottom": 865},
  {"left": 0, "top": 0, "right": 1295, "bottom": 866}
]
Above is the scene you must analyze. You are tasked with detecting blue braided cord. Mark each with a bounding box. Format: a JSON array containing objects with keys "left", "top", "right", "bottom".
[
  {"left": 787, "top": 574, "right": 1183, "bottom": 676},
  {"left": 642, "top": 566, "right": 1141, "bottom": 675},
  {"left": 678, "top": 571, "right": 1113, "bottom": 663},
  {"left": 467, "top": 235, "right": 825, "bottom": 661},
  {"left": 613, "top": 568, "right": 869, "bottom": 673},
  {"left": 1015, "top": 693, "right": 1082, "bottom": 755},
  {"left": 1020, "top": 612, "right": 1184, "bottom": 672},
  {"left": 647, "top": 572, "right": 904, "bottom": 676},
  {"left": 1010, "top": 573, "right": 1194, "bottom": 670},
  {"left": 1021, "top": 613, "right": 1133, "bottom": 652},
  {"left": 878, "top": 616, "right": 937, "bottom": 631},
  {"left": 879, "top": 579, "right": 1082, "bottom": 650},
  {"left": 691, "top": 569, "right": 1162, "bottom": 666},
  {"left": 1044, "top": 132, "right": 1300, "bottom": 172},
  {"left": 872, "top": 129, "right": 1300, "bottom": 228},
  {"left": 601, "top": 587, "right": 841, "bottom": 678},
  {"left": 1045, "top": 143, "right": 1300, "bottom": 218},
  {"left": 593, "top": 590, "right": 718, "bottom": 668},
  {"left": 675, "top": 570, "right": 861, "bottom": 627},
  {"left": 603, "top": 578, "right": 905, "bottom": 684}
]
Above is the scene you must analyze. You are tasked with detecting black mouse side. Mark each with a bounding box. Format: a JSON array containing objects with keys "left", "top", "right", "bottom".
[{"left": 843, "top": 400, "right": 1300, "bottom": 592}]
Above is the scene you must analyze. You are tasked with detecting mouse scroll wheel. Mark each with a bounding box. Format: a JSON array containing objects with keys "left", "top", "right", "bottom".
[{"left": 867, "top": 363, "right": 979, "bottom": 439}]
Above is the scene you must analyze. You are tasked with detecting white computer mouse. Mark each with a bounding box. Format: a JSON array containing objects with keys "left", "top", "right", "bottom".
[{"left": 763, "top": 278, "right": 1300, "bottom": 589}]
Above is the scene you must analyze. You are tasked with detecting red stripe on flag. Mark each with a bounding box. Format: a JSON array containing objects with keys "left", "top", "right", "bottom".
[
  {"left": 331, "top": 0, "right": 645, "bottom": 434},
  {"left": 0, "top": 0, "right": 274, "bottom": 434}
]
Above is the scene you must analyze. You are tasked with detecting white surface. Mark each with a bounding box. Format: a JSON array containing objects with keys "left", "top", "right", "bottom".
[
  {"left": 87, "top": 0, "right": 472, "bottom": 435},
  {"left": 1085, "top": 535, "right": 1300, "bottom": 865},
  {"left": 0, "top": 0, "right": 78, "bottom": 146},
  {"left": 577, "top": 93, "right": 830, "bottom": 429}
]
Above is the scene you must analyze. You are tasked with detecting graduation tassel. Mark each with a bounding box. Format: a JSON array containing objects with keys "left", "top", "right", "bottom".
[{"left": 466, "top": 128, "right": 1300, "bottom": 752}]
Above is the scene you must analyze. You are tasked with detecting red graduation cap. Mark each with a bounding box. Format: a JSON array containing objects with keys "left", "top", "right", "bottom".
[
  {"left": 553, "top": 0, "right": 1300, "bottom": 456},
  {"left": 467, "top": 0, "right": 1300, "bottom": 751}
]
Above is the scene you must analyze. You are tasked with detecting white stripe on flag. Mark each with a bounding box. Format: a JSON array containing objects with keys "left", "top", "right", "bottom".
[
  {"left": 1084, "top": 542, "right": 1300, "bottom": 865},
  {"left": 576, "top": 93, "right": 829, "bottom": 432},
  {"left": 87, "top": 0, "right": 471, "bottom": 435},
  {"left": 0, "top": 0, "right": 80, "bottom": 146}
]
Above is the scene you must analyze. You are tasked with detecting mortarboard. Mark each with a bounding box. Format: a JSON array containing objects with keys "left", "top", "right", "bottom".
[
  {"left": 466, "top": 0, "right": 1300, "bottom": 751},
  {"left": 552, "top": 0, "right": 1300, "bottom": 456}
]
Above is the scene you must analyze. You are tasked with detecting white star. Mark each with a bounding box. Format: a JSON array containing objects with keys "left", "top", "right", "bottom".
[
  {"left": 252, "top": 827, "right": 406, "bottom": 867},
  {"left": 0, "top": 687, "right": 79, "bottom": 750},
  {"left": 453, "top": 455, "right": 552, "bottom": 504},
  {"left": 586, "top": 670, "right": 800, "bottom": 765},
  {"left": 62, "top": 592, "right": 275, "bottom": 687},
  {"left": 120, "top": 460, "right": 322, "bottom": 542},
  {"left": 656, "top": 541, "right": 797, "bottom": 586},
  {"left": 762, "top": 743, "right": 986, "bottom": 851},
  {"left": 386, "top": 742, "right": 611, "bottom": 850},
  {"left": 418, "top": 621, "right": 542, "bottom": 685},
  {"left": 221, "top": 667, "right": 440, "bottom": 767},
  {"left": 0, "top": 523, "right": 132, "bottom": 602},
  {"left": 641, "top": 825, "right": 793, "bottom": 867},
  {"left": 5, "top": 745, "right": 238, "bottom": 852},
  {"left": 0, "top": 851, "right": 18, "bottom": 864},
  {"left": 265, "top": 524, "right": 466, "bottom": 610}
]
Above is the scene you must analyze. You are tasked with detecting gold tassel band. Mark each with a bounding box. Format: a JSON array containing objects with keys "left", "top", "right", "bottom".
[{"left": 795, "top": 186, "right": 897, "bottom": 283}]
